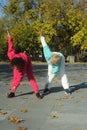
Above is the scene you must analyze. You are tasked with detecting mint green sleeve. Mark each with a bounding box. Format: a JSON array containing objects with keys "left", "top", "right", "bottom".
[
  {"left": 43, "top": 45, "right": 53, "bottom": 62},
  {"left": 52, "top": 66, "right": 59, "bottom": 74}
]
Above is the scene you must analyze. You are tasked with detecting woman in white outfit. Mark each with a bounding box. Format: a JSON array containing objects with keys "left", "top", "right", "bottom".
[{"left": 40, "top": 34, "right": 72, "bottom": 95}]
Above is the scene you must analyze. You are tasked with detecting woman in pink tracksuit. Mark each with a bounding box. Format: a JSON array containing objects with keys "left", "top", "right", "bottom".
[{"left": 7, "top": 31, "right": 42, "bottom": 99}]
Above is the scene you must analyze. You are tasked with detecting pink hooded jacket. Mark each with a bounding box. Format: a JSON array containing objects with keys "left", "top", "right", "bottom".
[{"left": 7, "top": 36, "right": 39, "bottom": 93}]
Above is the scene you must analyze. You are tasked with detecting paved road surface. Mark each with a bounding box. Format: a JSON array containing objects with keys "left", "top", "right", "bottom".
[{"left": 0, "top": 62, "right": 87, "bottom": 130}]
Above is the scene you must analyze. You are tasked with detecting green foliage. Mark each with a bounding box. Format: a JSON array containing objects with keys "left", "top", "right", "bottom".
[
  {"left": 9, "top": 23, "right": 40, "bottom": 54},
  {"left": 0, "top": 0, "right": 87, "bottom": 61},
  {"left": 71, "top": 27, "right": 87, "bottom": 50}
]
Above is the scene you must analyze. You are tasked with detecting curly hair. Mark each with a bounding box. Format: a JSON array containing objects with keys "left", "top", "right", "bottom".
[{"left": 10, "top": 57, "right": 25, "bottom": 71}]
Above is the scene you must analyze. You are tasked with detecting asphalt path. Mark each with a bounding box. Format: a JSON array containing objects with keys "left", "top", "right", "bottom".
[{"left": 0, "top": 62, "right": 87, "bottom": 130}]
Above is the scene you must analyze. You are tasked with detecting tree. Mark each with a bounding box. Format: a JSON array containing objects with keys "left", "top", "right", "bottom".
[{"left": 0, "top": 0, "right": 87, "bottom": 61}]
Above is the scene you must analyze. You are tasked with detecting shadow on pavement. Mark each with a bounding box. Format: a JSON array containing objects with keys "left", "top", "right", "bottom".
[
  {"left": 14, "top": 82, "right": 87, "bottom": 98},
  {"left": 0, "top": 63, "right": 11, "bottom": 73},
  {"left": 72, "top": 82, "right": 87, "bottom": 91},
  {"left": 15, "top": 91, "right": 34, "bottom": 97},
  {"left": 50, "top": 82, "right": 87, "bottom": 94}
]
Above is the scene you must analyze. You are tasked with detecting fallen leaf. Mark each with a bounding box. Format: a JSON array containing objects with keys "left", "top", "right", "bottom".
[
  {"left": 0, "top": 111, "right": 7, "bottom": 115},
  {"left": 73, "top": 79, "right": 80, "bottom": 82},
  {"left": 50, "top": 111, "right": 58, "bottom": 119},
  {"left": 50, "top": 114, "right": 58, "bottom": 119},
  {"left": 62, "top": 95, "right": 69, "bottom": 99},
  {"left": 79, "top": 95, "right": 84, "bottom": 98},
  {"left": 57, "top": 103, "right": 64, "bottom": 107},
  {"left": 75, "top": 128, "right": 82, "bottom": 130},
  {"left": 17, "top": 127, "right": 27, "bottom": 130},
  {"left": 21, "top": 109, "right": 29, "bottom": 113},
  {"left": 8, "top": 116, "right": 24, "bottom": 124}
]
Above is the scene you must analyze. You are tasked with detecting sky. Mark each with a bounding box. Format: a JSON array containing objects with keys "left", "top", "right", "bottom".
[
  {"left": 0, "top": 0, "right": 8, "bottom": 18},
  {"left": 0, "top": 0, "right": 85, "bottom": 18}
]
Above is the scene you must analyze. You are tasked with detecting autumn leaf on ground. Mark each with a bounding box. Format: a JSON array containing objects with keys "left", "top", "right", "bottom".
[
  {"left": 79, "top": 95, "right": 84, "bottom": 98},
  {"left": 17, "top": 127, "right": 27, "bottom": 130},
  {"left": 8, "top": 116, "right": 24, "bottom": 124},
  {"left": 57, "top": 102, "right": 64, "bottom": 107},
  {"left": 73, "top": 79, "right": 80, "bottom": 82},
  {"left": 50, "top": 114, "right": 58, "bottom": 119},
  {"left": 50, "top": 111, "right": 58, "bottom": 119},
  {"left": 21, "top": 109, "right": 29, "bottom": 113},
  {"left": 75, "top": 128, "right": 82, "bottom": 130},
  {"left": 62, "top": 95, "right": 69, "bottom": 99},
  {"left": 0, "top": 111, "right": 7, "bottom": 115}
]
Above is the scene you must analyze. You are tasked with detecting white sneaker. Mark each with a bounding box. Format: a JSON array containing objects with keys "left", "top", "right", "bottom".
[{"left": 64, "top": 88, "right": 72, "bottom": 95}]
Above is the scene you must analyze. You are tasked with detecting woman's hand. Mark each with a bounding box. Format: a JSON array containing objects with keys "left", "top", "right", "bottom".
[{"left": 7, "top": 30, "right": 10, "bottom": 37}]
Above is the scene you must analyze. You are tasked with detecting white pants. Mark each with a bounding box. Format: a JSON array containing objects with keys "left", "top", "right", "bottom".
[
  {"left": 40, "top": 36, "right": 69, "bottom": 90},
  {"left": 46, "top": 55, "right": 69, "bottom": 90}
]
